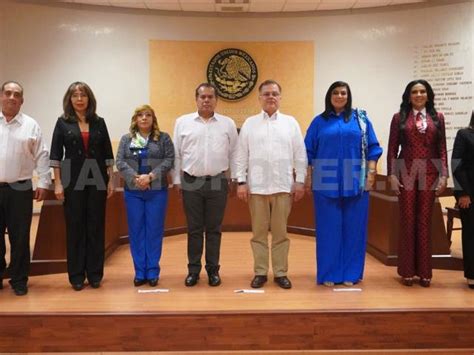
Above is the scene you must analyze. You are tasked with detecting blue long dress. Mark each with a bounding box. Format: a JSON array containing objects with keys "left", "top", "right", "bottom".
[{"left": 304, "top": 109, "right": 382, "bottom": 284}]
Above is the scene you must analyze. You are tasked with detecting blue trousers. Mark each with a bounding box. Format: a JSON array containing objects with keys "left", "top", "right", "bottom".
[
  {"left": 313, "top": 192, "right": 369, "bottom": 284},
  {"left": 124, "top": 189, "right": 168, "bottom": 280}
]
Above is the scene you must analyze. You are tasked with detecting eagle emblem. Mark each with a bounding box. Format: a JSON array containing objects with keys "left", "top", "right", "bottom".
[{"left": 207, "top": 48, "right": 258, "bottom": 101}]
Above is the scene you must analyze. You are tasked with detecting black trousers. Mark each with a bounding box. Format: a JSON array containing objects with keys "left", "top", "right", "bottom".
[
  {"left": 0, "top": 181, "right": 33, "bottom": 288},
  {"left": 460, "top": 202, "right": 474, "bottom": 279},
  {"left": 182, "top": 172, "right": 228, "bottom": 274},
  {"left": 63, "top": 185, "right": 107, "bottom": 284}
]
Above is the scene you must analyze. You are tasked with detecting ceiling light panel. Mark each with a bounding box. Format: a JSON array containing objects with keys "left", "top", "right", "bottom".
[
  {"left": 389, "top": 0, "right": 425, "bottom": 4},
  {"left": 353, "top": 0, "right": 391, "bottom": 9},
  {"left": 145, "top": 0, "right": 181, "bottom": 10},
  {"left": 249, "top": 0, "right": 286, "bottom": 12},
  {"left": 283, "top": 0, "right": 321, "bottom": 12},
  {"left": 317, "top": 0, "right": 357, "bottom": 10},
  {"left": 74, "top": 0, "right": 110, "bottom": 5},
  {"left": 109, "top": 1, "right": 147, "bottom": 8},
  {"left": 179, "top": 0, "right": 215, "bottom": 11}
]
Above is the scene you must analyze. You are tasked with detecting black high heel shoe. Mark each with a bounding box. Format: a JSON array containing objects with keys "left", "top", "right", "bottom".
[
  {"left": 148, "top": 278, "right": 158, "bottom": 287},
  {"left": 134, "top": 279, "right": 147, "bottom": 287}
]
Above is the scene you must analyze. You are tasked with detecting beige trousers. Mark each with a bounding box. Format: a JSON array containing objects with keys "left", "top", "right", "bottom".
[{"left": 249, "top": 193, "right": 291, "bottom": 277}]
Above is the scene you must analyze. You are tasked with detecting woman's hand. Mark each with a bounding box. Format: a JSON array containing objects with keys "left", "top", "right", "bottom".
[
  {"left": 54, "top": 183, "right": 65, "bottom": 201},
  {"left": 435, "top": 176, "right": 447, "bottom": 196},
  {"left": 107, "top": 180, "right": 115, "bottom": 198},
  {"left": 388, "top": 174, "right": 403, "bottom": 195},
  {"left": 365, "top": 172, "right": 376, "bottom": 191},
  {"left": 135, "top": 174, "right": 151, "bottom": 190},
  {"left": 458, "top": 195, "right": 471, "bottom": 209}
]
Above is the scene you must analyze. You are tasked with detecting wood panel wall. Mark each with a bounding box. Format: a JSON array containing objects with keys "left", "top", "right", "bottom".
[
  {"left": 1, "top": 310, "right": 474, "bottom": 352},
  {"left": 30, "top": 175, "right": 460, "bottom": 275}
]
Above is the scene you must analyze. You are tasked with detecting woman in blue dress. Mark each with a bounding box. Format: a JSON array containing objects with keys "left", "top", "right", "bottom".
[
  {"left": 116, "top": 105, "right": 174, "bottom": 287},
  {"left": 305, "top": 81, "right": 383, "bottom": 286}
]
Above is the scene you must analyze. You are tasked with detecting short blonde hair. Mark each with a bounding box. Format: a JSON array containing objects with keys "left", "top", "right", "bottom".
[{"left": 129, "top": 104, "right": 160, "bottom": 141}]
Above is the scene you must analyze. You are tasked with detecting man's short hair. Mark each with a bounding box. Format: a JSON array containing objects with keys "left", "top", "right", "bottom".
[
  {"left": 1, "top": 81, "right": 24, "bottom": 95},
  {"left": 258, "top": 80, "right": 281, "bottom": 93},
  {"left": 195, "top": 82, "right": 218, "bottom": 98}
]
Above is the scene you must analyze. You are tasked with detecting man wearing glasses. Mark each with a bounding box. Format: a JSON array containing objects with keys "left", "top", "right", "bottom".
[{"left": 236, "top": 80, "right": 307, "bottom": 289}]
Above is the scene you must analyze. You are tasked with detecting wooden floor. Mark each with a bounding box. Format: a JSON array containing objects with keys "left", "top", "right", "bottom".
[
  {"left": 15, "top": 351, "right": 474, "bottom": 355},
  {"left": 2, "top": 226, "right": 474, "bottom": 352},
  {"left": 2, "top": 231, "right": 474, "bottom": 312}
]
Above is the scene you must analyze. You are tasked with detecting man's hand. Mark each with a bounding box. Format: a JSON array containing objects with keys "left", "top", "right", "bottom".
[
  {"left": 35, "top": 188, "right": 48, "bottom": 202},
  {"left": 458, "top": 195, "right": 471, "bottom": 209},
  {"left": 237, "top": 184, "right": 249, "bottom": 203},
  {"left": 292, "top": 182, "right": 305, "bottom": 202}
]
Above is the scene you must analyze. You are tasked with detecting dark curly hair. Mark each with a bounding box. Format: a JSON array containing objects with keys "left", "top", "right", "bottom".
[{"left": 398, "top": 79, "right": 440, "bottom": 142}]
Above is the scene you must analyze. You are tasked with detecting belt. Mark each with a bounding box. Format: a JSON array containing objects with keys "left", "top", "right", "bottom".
[
  {"left": 184, "top": 171, "right": 225, "bottom": 181},
  {"left": 0, "top": 180, "right": 27, "bottom": 188}
]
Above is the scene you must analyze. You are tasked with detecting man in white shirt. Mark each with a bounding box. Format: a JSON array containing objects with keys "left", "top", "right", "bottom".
[
  {"left": 236, "top": 80, "right": 307, "bottom": 289},
  {"left": 173, "top": 83, "right": 238, "bottom": 287},
  {"left": 0, "top": 81, "right": 51, "bottom": 296}
]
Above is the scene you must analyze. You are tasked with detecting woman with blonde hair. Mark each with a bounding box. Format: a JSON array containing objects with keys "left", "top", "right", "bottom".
[{"left": 116, "top": 105, "right": 174, "bottom": 287}]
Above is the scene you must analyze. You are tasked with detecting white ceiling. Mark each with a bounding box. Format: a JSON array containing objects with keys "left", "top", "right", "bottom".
[{"left": 59, "top": 0, "right": 428, "bottom": 13}]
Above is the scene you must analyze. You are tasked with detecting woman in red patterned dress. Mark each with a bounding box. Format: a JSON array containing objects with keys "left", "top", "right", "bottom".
[{"left": 387, "top": 79, "right": 448, "bottom": 287}]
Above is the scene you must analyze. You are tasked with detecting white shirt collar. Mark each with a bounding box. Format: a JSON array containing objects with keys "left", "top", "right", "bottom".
[
  {"left": 194, "top": 111, "right": 218, "bottom": 122},
  {"left": 262, "top": 110, "right": 279, "bottom": 120},
  {"left": 413, "top": 108, "right": 427, "bottom": 118},
  {"left": 0, "top": 111, "right": 23, "bottom": 125}
]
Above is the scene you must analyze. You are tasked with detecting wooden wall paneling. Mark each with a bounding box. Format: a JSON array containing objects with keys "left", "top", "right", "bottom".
[
  {"left": 31, "top": 175, "right": 463, "bottom": 275},
  {"left": 1, "top": 310, "right": 474, "bottom": 352},
  {"left": 367, "top": 175, "right": 463, "bottom": 270}
]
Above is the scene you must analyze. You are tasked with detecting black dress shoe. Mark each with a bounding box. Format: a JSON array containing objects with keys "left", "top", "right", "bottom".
[
  {"left": 185, "top": 273, "right": 199, "bottom": 287},
  {"left": 72, "top": 282, "right": 85, "bottom": 291},
  {"left": 134, "top": 279, "right": 147, "bottom": 287},
  {"left": 274, "top": 276, "right": 292, "bottom": 289},
  {"left": 148, "top": 278, "right": 158, "bottom": 287},
  {"left": 13, "top": 285, "right": 28, "bottom": 296},
  {"left": 90, "top": 281, "right": 101, "bottom": 289},
  {"left": 208, "top": 273, "right": 221, "bottom": 287},
  {"left": 251, "top": 275, "right": 267, "bottom": 288}
]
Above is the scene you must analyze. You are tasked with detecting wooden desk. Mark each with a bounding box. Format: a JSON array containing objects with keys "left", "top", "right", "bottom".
[
  {"left": 366, "top": 175, "right": 462, "bottom": 270},
  {"left": 31, "top": 175, "right": 461, "bottom": 275}
]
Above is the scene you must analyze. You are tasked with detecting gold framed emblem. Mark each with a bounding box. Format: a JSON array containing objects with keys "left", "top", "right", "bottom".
[{"left": 207, "top": 48, "right": 258, "bottom": 101}]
